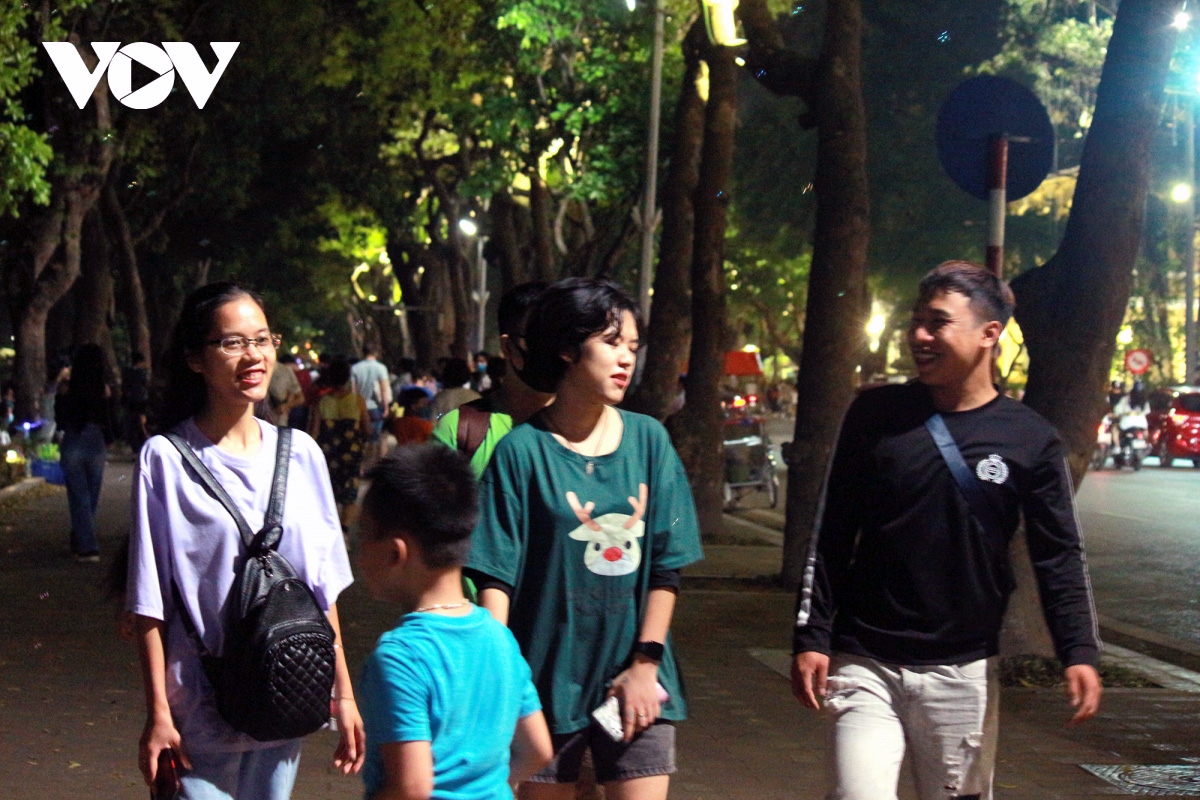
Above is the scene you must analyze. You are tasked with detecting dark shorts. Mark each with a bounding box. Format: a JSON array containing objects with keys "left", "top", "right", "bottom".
[{"left": 527, "top": 721, "right": 676, "bottom": 784}]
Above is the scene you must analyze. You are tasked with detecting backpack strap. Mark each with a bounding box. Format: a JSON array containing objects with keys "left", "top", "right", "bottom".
[
  {"left": 164, "top": 427, "right": 292, "bottom": 553},
  {"left": 924, "top": 413, "right": 1005, "bottom": 538},
  {"left": 456, "top": 400, "right": 492, "bottom": 460},
  {"left": 254, "top": 427, "right": 291, "bottom": 553},
  {"left": 165, "top": 431, "right": 255, "bottom": 548}
]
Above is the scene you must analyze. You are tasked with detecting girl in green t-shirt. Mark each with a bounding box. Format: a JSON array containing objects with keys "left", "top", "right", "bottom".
[{"left": 468, "top": 278, "right": 703, "bottom": 800}]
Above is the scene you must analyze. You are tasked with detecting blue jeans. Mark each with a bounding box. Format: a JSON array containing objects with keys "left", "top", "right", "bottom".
[
  {"left": 180, "top": 741, "right": 302, "bottom": 800},
  {"left": 60, "top": 423, "right": 106, "bottom": 555}
]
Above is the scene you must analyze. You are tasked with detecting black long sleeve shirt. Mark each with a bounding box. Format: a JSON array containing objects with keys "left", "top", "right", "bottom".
[{"left": 793, "top": 382, "right": 1100, "bottom": 668}]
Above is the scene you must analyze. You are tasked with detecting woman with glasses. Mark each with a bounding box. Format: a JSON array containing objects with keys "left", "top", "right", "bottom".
[{"left": 126, "top": 282, "right": 364, "bottom": 799}]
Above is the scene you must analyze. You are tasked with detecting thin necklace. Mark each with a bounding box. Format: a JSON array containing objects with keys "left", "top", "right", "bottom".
[
  {"left": 412, "top": 602, "right": 470, "bottom": 613},
  {"left": 547, "top": 406, "right": 609, "bottom": 476}
]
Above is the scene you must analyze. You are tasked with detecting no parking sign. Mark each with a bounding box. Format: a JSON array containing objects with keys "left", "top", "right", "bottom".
[{"left": 1124, "top": 349, "right": 1152, "bottom": 375}]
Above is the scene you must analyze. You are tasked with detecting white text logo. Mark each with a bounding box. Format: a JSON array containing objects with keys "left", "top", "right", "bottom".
[{"left": 42, "top": 42, "right": 239, "bottom": 110}]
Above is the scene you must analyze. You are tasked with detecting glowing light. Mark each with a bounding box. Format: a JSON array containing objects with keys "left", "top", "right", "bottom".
[
  {"left": 1172, "top": 182, "right": 1193, "bottom": 203},
  {"left": 1117, "top": 327, "right": 1134, "bottom": 346},
  {"left": 458, "top": 218, "right": 478, "bottom": 236},
  {"left": 734, "top": 57, "right": 746, "bottom": 67},
  {"left": 625, "top": 0, "right": 636, "bottom": 10},
  {"left": 866, "top": 305, "right": 888, "bottom": 353},
  {"left": 1174, "top": 10, "right": 1191, "bottom": 30},
  {"left": 741, "top": 343, "right": 760, "bottom": 353},
  {"left": 5, "top": 450, "right": 20, "bottom": 464}
]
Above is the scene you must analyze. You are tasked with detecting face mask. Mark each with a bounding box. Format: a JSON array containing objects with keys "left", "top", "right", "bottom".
[{"left": 475, "top": 363, "right": 487, "bottom": 372}]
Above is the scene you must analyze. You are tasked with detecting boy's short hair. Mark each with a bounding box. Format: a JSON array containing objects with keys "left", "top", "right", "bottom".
[
  {"left": 521, "top": 278, "right": 641, "bottom": 393},
  {"left": 916, "top": 261, "right": 1016, "bottom": 327},
  {"left": 361, "top": 445, "right": 478, "bottom": 568}
]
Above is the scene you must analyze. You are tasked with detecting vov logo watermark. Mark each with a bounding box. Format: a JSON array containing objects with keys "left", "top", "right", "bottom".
[{"left": 42, "top": 42, "right": 239, "bottom": 110}]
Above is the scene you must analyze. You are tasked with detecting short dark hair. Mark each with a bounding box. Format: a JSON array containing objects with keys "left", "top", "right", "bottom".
[
  {"left": 916, "top": 261, "right": 1015, "bottom": 327},
  {"left": 360, "top": 445, "right": 478, "bottom": 568},
  {"left": 521, "top": 278, "right": 641, "bottom": 393},
  {"left": 361, "top": 343, "right": 377, "bottom": 358},
  {"left": 498, "top": 281, "right": 548, "bottom": 339},
  {"left": 442, "top": 357, "right": 472, "bottom": 388},
  {"left": 316, "top": 355, "right": 352, "bottom": 390}
]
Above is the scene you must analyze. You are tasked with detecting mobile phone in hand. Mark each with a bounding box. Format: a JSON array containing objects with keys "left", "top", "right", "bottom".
[
  {"left": 151, "top": 749, "right": 181, "bottom": 800},
  {"left": 591, "top": 683, "right": 670, "bottom": 742}
]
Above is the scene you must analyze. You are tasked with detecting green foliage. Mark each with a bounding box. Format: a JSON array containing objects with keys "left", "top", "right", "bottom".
[
  {"left": 0, "top": 124, "right": 53, "bottom": 217},
  {"left": 974, "top": 0, "right": 1112, "bottom": 167},
  {"left": 723, "top": 223, "right": 811, "bottom": 361},
  {"left": 0, "top": 0, "right": 92, "bottom": 216}
]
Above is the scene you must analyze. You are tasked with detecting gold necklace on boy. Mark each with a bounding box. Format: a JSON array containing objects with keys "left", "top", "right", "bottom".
[
  {"left": 412, "top": 602, "right": 469, "bottom": 613},
  {"left": 546, "top": 405, "right": 610, "bottom": 476}
]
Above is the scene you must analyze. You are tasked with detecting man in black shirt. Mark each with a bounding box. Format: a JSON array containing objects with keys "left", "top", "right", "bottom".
[{"left": 792, "top": 261, "right": 1101, "bottom": 800}]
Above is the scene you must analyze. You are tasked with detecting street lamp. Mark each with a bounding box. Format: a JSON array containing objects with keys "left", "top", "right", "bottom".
[
  {"left": 629, "top": 0, "right": 666, "bottom": 324},
  {"left": 1175, "top": 10, "right": 1192, "bottom": 31},
  {"left": 459, "top": 216, "right": 489, "bottom": 352}
]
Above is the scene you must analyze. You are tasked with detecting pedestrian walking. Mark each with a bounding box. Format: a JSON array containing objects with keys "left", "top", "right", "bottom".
[
  {"left": 126, "top": 282, "right": 364, "bottom": 799},
  {"left": 351, "top": 344, "right": 391, "bottom": 464},
  {"left": 57, "top": 343, "right": 111, "bottom": 562},
  {"left": 431, "top": 281, "right": 552, "bottom": 477},
  {"left": 791, "top": 261, "right": 1102, "bottom": 800},
  {"left": 386, "top": 386, "right": 435, "bottom": 446},
  {"left": 467, "top": 278, "right": 703, "bottom": 800},
  {"left": 356, "top": 445, "right": 553, "bottom": 799},
  {"left": 308, "top": 356, "right": 371, "bottom": 530},
  {"left": 430, "top": 357, "right": 480, "bottom": 420}
]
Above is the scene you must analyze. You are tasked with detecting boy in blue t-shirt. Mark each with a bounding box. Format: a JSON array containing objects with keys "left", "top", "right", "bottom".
[{"left": 356, "top": 445, "right": 552, "bottom": 800}]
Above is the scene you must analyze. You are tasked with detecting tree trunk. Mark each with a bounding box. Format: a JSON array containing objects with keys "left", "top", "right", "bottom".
[
  {"left": 105, "top": 185, "right": 153, "bottom": 373},
  {"left": 781, "top": 0, "right": 870, "bottom": 589},
  {"left": 1014, "top": 0, "right": 1181, "bottom": 485},
  {"left": 994, "top": 0, "right": 1180, "bottom": 659},
  {"left": 625, "top": 20, "right": 707, "bottom": 421},
  {"left": 667, "top": 36, "right": 738, "bottom": 537},
  {"left": 11, "top": 37, "right": 115, "bottom": 422},
  {"left": 529, "top": 170, "right": 557, "bottom": 281},
  {"left": 74, "top": 209, "right": 114, "bottom": 347},
  {"left": 490, "top": 191, "right": 528, "bottom": 295},
  {"left": 391, "top": 241, "right": 439, "bottom": 368}
]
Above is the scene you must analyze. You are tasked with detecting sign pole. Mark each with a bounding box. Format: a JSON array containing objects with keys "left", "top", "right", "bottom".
[
  {"left": 986, "top": 135, "right": 1008, "bottom": 278},
  {"left": 637, "top": 0, "right": 666, "bottom": 324}
]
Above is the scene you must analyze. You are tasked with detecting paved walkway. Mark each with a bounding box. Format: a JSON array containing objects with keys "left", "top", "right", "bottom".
[{"left": 3, "top": 464, "right": 1200, "bottom": 798}]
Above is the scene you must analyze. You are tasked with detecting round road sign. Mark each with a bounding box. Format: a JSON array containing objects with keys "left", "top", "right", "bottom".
[
  {"left": 937, "top": 76, "right": 1055, "bottom": 202},
  {"left": 1124, "top": 349, "right": 1153, "bottom": 375}
]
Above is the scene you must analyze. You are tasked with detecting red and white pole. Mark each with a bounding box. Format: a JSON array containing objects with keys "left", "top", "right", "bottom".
[{"left": 986, "top": 135, "right": 1008, "bottom": 278}]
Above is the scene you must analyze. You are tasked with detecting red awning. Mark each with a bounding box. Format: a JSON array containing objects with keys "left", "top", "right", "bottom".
[{"left": 724, "top": 350, "right": 763, "bottom": 377}]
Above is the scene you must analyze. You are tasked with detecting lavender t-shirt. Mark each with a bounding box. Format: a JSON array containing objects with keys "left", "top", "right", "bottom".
[{"left": 127, "top": 418, "right": 353, "bottom": 753}]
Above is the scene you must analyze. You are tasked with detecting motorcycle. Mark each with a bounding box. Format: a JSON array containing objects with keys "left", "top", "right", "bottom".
[
  {"left": 1091, "top": 417, "right": 1112, "bottom": 470},
  {"left": 1112, "top": 412, "right": 1149, "bottom": 471}
]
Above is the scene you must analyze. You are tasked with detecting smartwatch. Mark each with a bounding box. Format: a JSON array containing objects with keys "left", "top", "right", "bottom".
[{"left": 632, "top": 640, "right": 665, "bottom": 663}]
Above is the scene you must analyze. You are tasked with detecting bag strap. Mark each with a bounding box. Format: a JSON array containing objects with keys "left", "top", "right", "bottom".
[
  {"left": 924, "top": 413, "right": 1005, "bottom": 537},
  {"left": 256, "top": 427, "right": 292, "bottom": 552},
  {"left": 165, "top": 431, "right": 254, "bottom": 547},
  {"left": 456, "top": 400, "right": 492, "bottom": 460},
  {"left": 164, "top": 427, "right": 292, "bottom": 553}
]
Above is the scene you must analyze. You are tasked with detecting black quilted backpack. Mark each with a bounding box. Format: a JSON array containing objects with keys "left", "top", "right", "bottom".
[{"left": 166, "top": 427, "right": 336, "bottom": 741}]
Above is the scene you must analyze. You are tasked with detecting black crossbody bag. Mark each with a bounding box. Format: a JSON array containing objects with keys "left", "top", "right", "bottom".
[{"left": 165, "top": 427, "right": 336, "bottom": 741}]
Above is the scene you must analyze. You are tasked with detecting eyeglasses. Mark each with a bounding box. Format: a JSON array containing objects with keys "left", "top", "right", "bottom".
[{"left": 205, "top": 333, "right": 282, "bottom": 356}]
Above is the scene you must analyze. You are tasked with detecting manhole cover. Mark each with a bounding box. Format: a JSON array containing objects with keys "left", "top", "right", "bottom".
[{"left": 1081, "top": 765, "right": 1200, "bottom": 796}]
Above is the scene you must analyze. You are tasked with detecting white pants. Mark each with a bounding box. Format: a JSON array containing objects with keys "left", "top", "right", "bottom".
[{"left": 822, "top": 654, "right": 999, "bottom": 800}]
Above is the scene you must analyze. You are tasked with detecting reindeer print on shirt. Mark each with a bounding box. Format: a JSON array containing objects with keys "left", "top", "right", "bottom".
[{"left": 566, "top": 484, "right": 648, "bottom": 577}]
